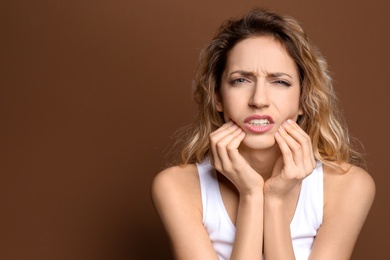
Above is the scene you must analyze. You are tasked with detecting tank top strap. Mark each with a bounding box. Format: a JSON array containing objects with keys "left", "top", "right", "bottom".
[
  {"left": 290, "top": 161, "right": 324, "bottom": 259},
  {"left": 196, "top": 159, "right": 236, "bottom": 259}
]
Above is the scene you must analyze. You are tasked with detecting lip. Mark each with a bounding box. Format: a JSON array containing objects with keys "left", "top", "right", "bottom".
[{"left": 244, "top": 114, "right": 274, "bottom": 133}]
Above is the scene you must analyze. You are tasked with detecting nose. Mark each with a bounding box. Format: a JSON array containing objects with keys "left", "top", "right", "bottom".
[{"left": 248, "top": 81, "right": 270, "bottom": 109}]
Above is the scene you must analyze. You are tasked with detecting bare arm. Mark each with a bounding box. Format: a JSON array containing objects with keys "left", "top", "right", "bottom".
[
  {"left": 152, "top": 121, "right": 265, "bottom": 259},
  {"left": 153, "top": 121, "right": 375, "bottom": 259},
  {"left": 264, "top": 119, "right": 316, "bottom": 259},
  {"left": 152, "top": 165, "right": 264, "bottom": 259},
  {"left": 263, "top": 120, "right": 375, "bottom": 259},
  {"left": 231, "top": 192, "right": 264, "bottom": 259},
  {"left": 308, "top": 165, "right": 375, "bottom": 260},
  {"left": 210, "top": 121, "right": 264, "bottom": 259}
]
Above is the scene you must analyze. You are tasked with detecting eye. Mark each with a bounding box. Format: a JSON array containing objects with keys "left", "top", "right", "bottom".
[
  {"left": 230, "top": 78, "right": 250, "bottom": 85},
  {"left": 273, "top": 80, "right": 292, "bottom": 87}
]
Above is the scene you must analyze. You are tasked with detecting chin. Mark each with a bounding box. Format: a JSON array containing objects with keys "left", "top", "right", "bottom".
[{"left": 240, "top": 134, "right": 277, "bottom": 151}]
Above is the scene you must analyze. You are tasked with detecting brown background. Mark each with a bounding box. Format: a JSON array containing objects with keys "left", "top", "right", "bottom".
[{"left": 1, "top": 0, "right": 389, "bottom": 259}]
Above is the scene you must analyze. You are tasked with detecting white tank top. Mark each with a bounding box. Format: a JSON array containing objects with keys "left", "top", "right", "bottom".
[{"left": 197, "top": 158, "right": 323, "bottom": 260}]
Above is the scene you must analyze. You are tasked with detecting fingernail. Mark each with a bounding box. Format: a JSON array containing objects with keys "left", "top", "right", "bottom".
[{"left": 283, "top": 120, "right": 292, "bottom": 126}]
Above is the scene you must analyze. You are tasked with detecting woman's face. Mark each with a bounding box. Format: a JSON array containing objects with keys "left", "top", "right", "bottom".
[{"left": 216, "top": 36, "right": 302, "bottom": 151}]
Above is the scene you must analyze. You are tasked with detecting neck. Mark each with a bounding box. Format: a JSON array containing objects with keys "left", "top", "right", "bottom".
[{"left": 238, "top": 144, "right": 281, "bottom": 181}]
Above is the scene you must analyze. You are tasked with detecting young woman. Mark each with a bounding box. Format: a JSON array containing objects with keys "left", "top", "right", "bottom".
[{"left": 152, "top": 8, "right": 375, "bottom": 260}]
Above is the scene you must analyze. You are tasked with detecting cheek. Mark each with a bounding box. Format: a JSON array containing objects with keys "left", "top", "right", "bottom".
[
  {"left": 278, "top": 96, "right": 301, "bottom": 117},
  {"left": 221, "top": 95, "right": 244, "bottom": 118},
  {"left": 219, "top": 94, "right": 236, "bottom": 117},
  {"left": 287, "top": 105, "right": 301, "bottom": 117},
  {"left": 221, "top": 106, "right": 234, "bottom": 122}
]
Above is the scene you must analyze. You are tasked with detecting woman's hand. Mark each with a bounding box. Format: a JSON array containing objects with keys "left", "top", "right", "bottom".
[
  {"left": 264, "top": 119, "right": 316, "bottom": 200},
  {"left": 210, "top": 121, "right": 264, "bottom": 196}
]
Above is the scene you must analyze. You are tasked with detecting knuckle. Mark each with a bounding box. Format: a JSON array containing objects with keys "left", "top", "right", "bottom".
[
  {"left": 222, "top": 165, "right": 232, "bottom": 173},
  {"left": 284, "top": 150, "right": 292, "bottom": 157},
  {"left": 288, "top": 141, "right": 300, "bottom": 152},
  {"left": 226, "top": 143, "right": 236, "bottom": 152},
  {"left": 294, "top": 145, "right": 302, "bottom": 152},
  {"left": 216, "top": 141, "right": 225, "bottom": 150}
]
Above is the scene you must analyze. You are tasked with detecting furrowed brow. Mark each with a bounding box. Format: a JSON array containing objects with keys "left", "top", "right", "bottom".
[
  {"left": 267, "top": 72, "right": 293, "bottom": 79},
  {"left": 228, "top": 70, "right": 257, "bottom": 77}
]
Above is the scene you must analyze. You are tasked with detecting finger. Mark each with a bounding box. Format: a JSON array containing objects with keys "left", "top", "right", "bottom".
[
  {"left": 278, "top": 124, "right": 304, "bottom": 169},
  {"left": 274, "top": 129, "right": 295, "bottom": 169},
  {"left": 283, "top": 120, "right": 316, "bottom": 173},
  {"left": 275, "top": 129, "right": 308, "bottom": 180},
  {"left": 210, "top": 122, "right": 235, "bottom": 168},
  {"left": 210, "top": 124, "right": 243, "bottom": 172},
  {"left": 226, "top": 129, "right": 246, "bottom": 165},
  {"left": 210, "top": 120, "right": 234, "bottom": 137},
  {"left": 216, "top": 127, "right": 244, "bottom": 167},
  {"left": 211, "top": 123, "right": 241, "bottom": 152}
]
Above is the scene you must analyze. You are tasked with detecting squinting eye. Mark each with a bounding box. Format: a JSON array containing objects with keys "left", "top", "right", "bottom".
[
  {"left": 230, "top": 78, "right": 249, "bottom": 85},
  {"left": 274, "top": 80, "right": 291, "bottom": 87}
]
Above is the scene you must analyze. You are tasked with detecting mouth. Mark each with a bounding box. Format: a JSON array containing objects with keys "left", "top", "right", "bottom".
[
  {"left": 244, "top": 114, "right": 274, "bottom": 124},
  {"left": 244, "top": 115, "right": 274, "bottom": 133},
  {"left": 248, "top": 118, "right": 270, "bottom": 126}
]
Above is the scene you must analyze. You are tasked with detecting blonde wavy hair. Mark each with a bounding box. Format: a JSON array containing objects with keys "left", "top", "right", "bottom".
[{"left": 169, "top": 8, "right": 365, "bottom": 169}]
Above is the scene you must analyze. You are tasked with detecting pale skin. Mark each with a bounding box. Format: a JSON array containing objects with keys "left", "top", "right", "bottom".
[{"left": 152, "top": 36, "right": 375, "bottom": 259}]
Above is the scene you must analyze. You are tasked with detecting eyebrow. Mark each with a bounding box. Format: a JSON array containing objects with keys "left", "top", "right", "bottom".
[
  {"left": 228, "top": 70, "right": 293, "bottom": 79},
  {"left": 228, "top": 70, "right": 256, "bottom": 77},
  {"left": 268, "top": 72, "right": 293, "bottom": 79}
]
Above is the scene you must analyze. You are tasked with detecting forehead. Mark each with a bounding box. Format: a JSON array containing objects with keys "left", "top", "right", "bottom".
[{"left": 224, "top": 36, "right": 298, "bottom": 77}]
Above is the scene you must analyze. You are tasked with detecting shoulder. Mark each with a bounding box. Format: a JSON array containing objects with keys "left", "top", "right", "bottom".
[
  {"left": 151, "top": 164, "right": 221, "bottom": 258},
  {"left": 151, "top": 164, "right": 202, "bottom": 216},
  {"left": 151, "top": 164, "right": 199, "bottom": 198},
  {"left": 323, "top": 162, "right": 375, "bottom": 218},
  {"left": 323, "top": 163, "right": 375, "bottom": 200}
]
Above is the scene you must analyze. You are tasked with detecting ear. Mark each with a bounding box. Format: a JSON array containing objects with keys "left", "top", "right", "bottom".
[
  {"left": 298, "top": 101, "right": 304, "bottom": 116},
  {"left": 215, "top": 93, "right": 223, "bottom": 112},
  {"left": 298, "top": 107, "right": 303, "bottom": 116}
]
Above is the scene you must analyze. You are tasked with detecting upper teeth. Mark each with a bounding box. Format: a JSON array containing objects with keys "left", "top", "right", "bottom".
[{"left": 249, "top": 119, "right": 270, "bottom": 126}]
